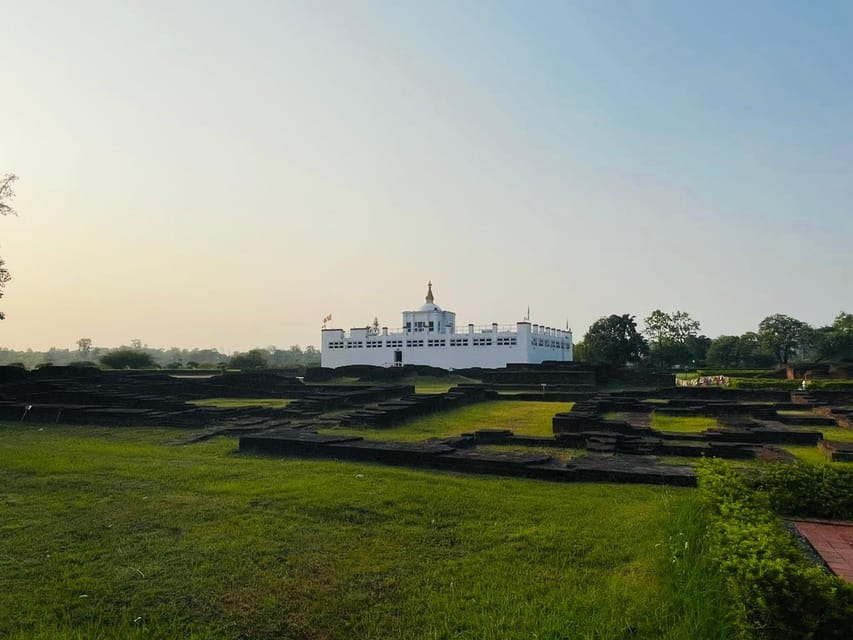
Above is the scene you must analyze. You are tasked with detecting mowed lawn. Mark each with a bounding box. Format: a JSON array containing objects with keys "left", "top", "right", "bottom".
[
  {"left": 651, "top": 414, "right": 718, "bottom": 433},
  {"left": 0, "top": 422, "right": 708, "bottom": 640},
  {"left": 322, "top": 400, "right": 571, "bottom": 442},
  {"left": 189, "top": 398, "right": 293, "bottom": 409}
]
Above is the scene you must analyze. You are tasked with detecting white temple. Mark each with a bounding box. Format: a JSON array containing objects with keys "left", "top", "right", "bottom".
[{"left": 320, "top": 283, "right": 573, "bottom": 369}]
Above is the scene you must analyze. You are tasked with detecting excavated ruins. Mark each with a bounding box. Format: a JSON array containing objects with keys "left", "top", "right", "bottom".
[{"left": 3, "top": 363, "right": 851, "bottom": 485}]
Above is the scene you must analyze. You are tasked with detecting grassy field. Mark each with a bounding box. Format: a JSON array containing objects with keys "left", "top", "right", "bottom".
[
  {"left": 0, "top": 422, "right": 729, "bottom": 639},
  {"left": 409, "top": 375, "right": 480, "bottom": 393},
  {"left": 781, "top": 445, "right": 831, "bottom": 464},
  {"left": 478, "top": 444, "right": 582, "bottom": 463},
  {"left": 781, "top": 425, "right": 853, "bottom": 465},
  {"left": 189, "top": 398, "right": 293, "bottom": 409},
  {"left": 321, "top": 401, "right": 572, "bottom": 442},
  {"left": 812, "top": 425, "right": 853, "bottom": 443},
  {"left": 651, "top": 414, "right": 718, "bottom": 433},
  {"left": 312, "top": 375, "right": 479, "bottom": 394}
]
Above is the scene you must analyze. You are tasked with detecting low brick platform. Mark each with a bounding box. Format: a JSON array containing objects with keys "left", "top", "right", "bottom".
[
  {"left": 238, "top": 428, "right": 697, "bottom": 486},
  {"left": 793, "top": 519, "right": 853, "bottom": 582}
]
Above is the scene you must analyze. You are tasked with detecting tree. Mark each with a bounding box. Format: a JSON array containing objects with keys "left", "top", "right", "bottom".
[
  {"left": 228, "top": 349, "right": 268, "bottom": 370},
  {"left": 758, "top": 314, "right": 813, "bottom": 365},
  {"left": 706, "top": 335, "right": 741, "bottom": 368},
  {"left": 99, "top": 348, "right": 157, "bottom": 369},
  {"left": 76, "top": 338, "right": 93, "bottom": 357},
  {"left": 0, "top": 262, "right": 9, "bottom": 321},
  {"left": 0, "top": 173, "right": 18, "bottom": 320},
  {"left": 582, "top": 314, "right": 648, "bottom": 366},
  {"left": 643, "top": 310, "right": 702, "bottom": 367},
  {"left": 812, "top": 311, "right": 853, "bottom": 362},
  {"left": 0, "top": 174, "right": 17, "bottom": 217},
  {"left": 684, "top": 334, "right": 712, "bottom": 366},
  {"left": 833, "top": 311, "right": 853, "bottom": 334}
]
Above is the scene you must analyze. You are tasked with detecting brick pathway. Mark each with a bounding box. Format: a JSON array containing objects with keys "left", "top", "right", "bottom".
[{"left": 793, "top": 519, "right": 853, "bottom": 582}]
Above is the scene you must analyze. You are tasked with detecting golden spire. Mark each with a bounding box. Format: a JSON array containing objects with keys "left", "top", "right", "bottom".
[{"left": 425, "top": 281, "right": 434, "bottom": 304}]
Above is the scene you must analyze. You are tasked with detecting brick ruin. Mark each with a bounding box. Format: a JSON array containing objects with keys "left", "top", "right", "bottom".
[{"left": 2, "top": 364, "right": 851, "bottom": 481}]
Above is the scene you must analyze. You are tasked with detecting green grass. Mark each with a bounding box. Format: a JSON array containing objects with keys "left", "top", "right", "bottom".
[
  {"left": 782, "top": 445, "right": 832, "bottom": 464},
  {"left": 0, "top": 422, "right": 720, "bottom": 639},
  {"left": 311, "top": 375, "right": 480, "bottom": 394},
  {"left": 788, "top": 425, "right": 853, "bottom": 443},
  {"left": 661, "top": 495, "right": 733, "bottom": 639},
  {"left": 321, "top": 401, "right": 573, "bottom": 442},
  {"left": 658, "top": 456, "right": 707, "bottom": 467},
  {"left": 651, "top": 414, "right": 719, "bottom": 433},
  {"left": 819, "top": 426, "right": 853, "bottom": 443},
  {"left": 189, "top": 398, "right": 293, "bottom": 409},
  {"left": 478, "top": 444, "right": 582, "bottom": 463},
  {"left": 312, "top": 376, "right": 361, "bottom": 385},
  {"left": 408, "top": 375, "right": 479, "bottom": 394}
]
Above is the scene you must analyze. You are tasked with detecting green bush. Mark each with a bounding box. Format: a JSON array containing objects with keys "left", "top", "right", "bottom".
[
  {"left": 99, "top": 349, "right": 158, "bottom": 369},
  {"left": 67, "top": 360, "right": 98, "bottom": 368},
  {"left": 228, "top": 349, "right": 268, "bottom": 370},
  {"left": 808, "top": 379, "right": 853, "bottom": 389},
  {"left": 759, "top": 462, "right": 853, "bottom": 520},
  {"left": 696, "top": 459, "right": 853, "bottom": 639},
  {"left": 727, "top": 378, "right": 802, "bottom": 390},
  {"left": 698, "top": 369, "right": 779, "bottom": 378}
]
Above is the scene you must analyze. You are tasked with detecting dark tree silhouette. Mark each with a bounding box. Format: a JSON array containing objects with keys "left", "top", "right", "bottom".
[
  {"left": 99, "top": 349, "right": 158, "bottom": 369},
  {"left": 0, "top": 173, "right": 18, "bottom": 320},
  {"left": 228, "top": 349, "right": 269, "bottom": 370},
  {"left": 758, "top": 314, "right": 812, "bottom": 365},
  {"left": 583, "top": 314, "right": 649, "bottom": 366}
]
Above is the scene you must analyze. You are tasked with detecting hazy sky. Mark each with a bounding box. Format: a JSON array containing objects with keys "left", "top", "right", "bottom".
[{"left": 2, "top": 1, "right": 851, "bottom": 353}]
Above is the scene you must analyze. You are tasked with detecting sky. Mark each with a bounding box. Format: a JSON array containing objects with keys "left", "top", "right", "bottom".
[{"left": 1, "top": 0, "right": 851, "bottom": 353}]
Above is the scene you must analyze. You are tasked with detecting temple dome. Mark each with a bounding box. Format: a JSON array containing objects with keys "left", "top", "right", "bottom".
[{"left": 419, "top": 281, "right": 441, "bottom": 312}]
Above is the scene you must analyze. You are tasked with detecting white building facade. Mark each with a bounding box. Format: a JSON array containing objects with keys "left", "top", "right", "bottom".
[{"left": 321, "top": 283, "right": 573, "bottom": 369}]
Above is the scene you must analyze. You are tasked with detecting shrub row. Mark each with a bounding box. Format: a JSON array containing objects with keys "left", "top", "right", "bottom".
[
  {"left": 696, "top": 459, "right": 853, "bottom": 639},
  {"left": 808, "top": 379, "right": 853, "bottom": 389},
  {"left": 728, "top": 378, "right": 853, "bottom": 390},
  {"left": 726, "top": 378, "right": 802, "bottom": 390},
  {"left": 698, "top": 369, "right": 781, "bottom": 378},
  {"left": 759, "top": 462, "right": 853, "bottom": 520}
]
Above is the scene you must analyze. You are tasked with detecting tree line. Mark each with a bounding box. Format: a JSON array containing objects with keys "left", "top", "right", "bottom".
[
  {"left": 0, "top": 342, "right": 321, "bottom": 370},
  {"left": 575, "top": 311, "right": 853, "bottom": 369}
]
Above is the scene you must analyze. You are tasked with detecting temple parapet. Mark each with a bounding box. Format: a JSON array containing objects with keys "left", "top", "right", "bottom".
[{"left": 321, "top": 283, "right": 573, "bottom": 369}]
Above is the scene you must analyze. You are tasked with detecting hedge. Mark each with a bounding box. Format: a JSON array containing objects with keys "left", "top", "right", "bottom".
[
  {"left": 698, "top": 369, "right": 781, "bottom": 378},
  {"left": 696, "top": 459, "right": 853, "bottom": 639},
  {"left": 759, "top": 462, "right": 853, "bottom": 520},
  {"left": 719, "top": 377, "right": 853, "bottom": 390},
  {"left": 727, "top": 378, "right": 803, "bottom": 390}
]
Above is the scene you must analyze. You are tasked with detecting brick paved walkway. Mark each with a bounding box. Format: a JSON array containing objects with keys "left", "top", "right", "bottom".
[{"left": 793, "top": 519, "right": 853, "bottom": 582}]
